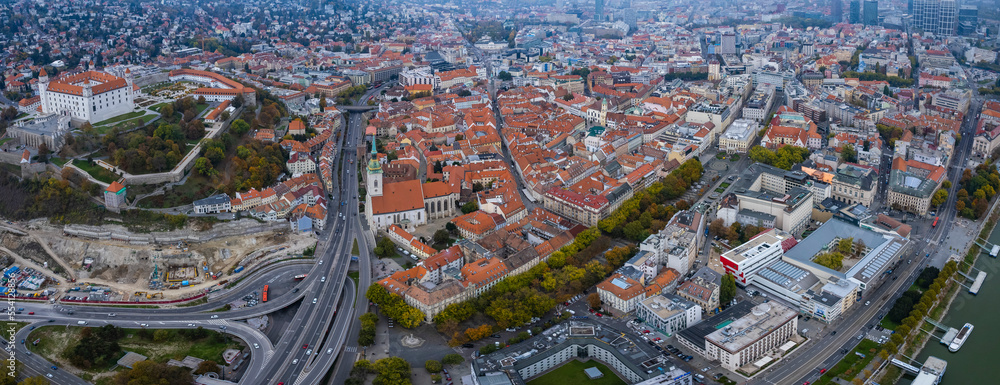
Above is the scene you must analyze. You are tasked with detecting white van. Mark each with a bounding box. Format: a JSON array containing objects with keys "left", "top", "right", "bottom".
[{"left": 77, "top": 321, "right": 87, "bottom": 325}]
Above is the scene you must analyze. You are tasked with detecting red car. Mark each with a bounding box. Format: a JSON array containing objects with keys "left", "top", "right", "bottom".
[
  {"left": 27, "top": 312, "right": 33, "bottom": 315},
  {"left": 653, "top": 337, "right": 661, "bottom": 341},
  {"left": 819, "top": 368, "right": 827, "bottom": 374},
  {"left": 302, "top": 344, "right": 308, "bottom": 349},
  {"left": 643, "top": 330, "right": 651, "bottom": 334},
  {"left": 596, "top": 313, "right": 603, "bottom": 317}
]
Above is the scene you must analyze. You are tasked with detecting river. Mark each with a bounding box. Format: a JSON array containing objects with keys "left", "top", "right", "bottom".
[{"left": 899, "top": 221, "right": 1000, "bottom": 384}]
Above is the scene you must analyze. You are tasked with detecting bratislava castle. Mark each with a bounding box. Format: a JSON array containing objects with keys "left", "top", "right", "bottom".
[{"left": 38, "top": 67, "right": 135, "bottom": 125}]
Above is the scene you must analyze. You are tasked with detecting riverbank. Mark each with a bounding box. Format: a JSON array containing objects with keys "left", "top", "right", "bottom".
[{"left": 879, "top": 192, "right": 1000, "bottom": 384}]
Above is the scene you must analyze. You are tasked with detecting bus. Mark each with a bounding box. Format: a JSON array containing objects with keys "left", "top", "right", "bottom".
[
  {"left": 262, "top": 285, "right": 269, "bottom": 302},
  {"left": 293, "top": 274, "right": 308, "bottom": 281},
  {"left": 932, "top": 216, "right": 939, "bottom": 227}
]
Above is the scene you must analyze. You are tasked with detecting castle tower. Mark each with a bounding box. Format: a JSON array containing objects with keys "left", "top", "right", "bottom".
[
  {"left": 367, "top": 140, "right": 383, "bottom": 197},
  {"left": 38, "top": 68, "right": 49, "bottom": 114},
  {"left": 124, "top": 67, "right": 133, "bottom": 90}
]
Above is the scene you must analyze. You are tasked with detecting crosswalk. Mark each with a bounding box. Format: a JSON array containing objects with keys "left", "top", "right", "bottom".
[
  {"left": 207, "top": 319, "right": 229, "bottom": 326},
  {"left": 345, "top": 346, "right": 357, "bottom": 352}
]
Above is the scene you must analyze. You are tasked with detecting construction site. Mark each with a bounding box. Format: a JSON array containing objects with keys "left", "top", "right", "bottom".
[{"left": 0, "top": 218, "right": 317, "bottom": 303}]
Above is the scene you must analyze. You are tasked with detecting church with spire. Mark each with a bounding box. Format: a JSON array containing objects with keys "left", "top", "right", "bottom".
[{"left": 363, "top": 140, "right": 459, "bottom": 233}]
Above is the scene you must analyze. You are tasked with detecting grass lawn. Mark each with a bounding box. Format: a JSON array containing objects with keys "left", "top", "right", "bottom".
[
  {"left": 93, "top": 110, "right": 147, "bottom": 127},
  {"left": 73, "top": 159, "right": 118, "bottom": 184},
  {"left": 138, "top": 172, "right": 215, "bottom": 208},
  {"left": 352, "top": 239, "right": 360, "bottom": 255},
  {"left": 348, "top": 271, "right": 359, "bottom": 286},
  {"left": 195, "top": 102, "right": 210, "bottom": 117},
  {"left": 879, "top": 316, "right": 899, "bottom": 330},
  {"left": 94, "top": 113, "right": 157, "bottom": 135},
  {"left": 51, "top": 157, "right": 68, "bottom": 167},
  {"left": 15, "top": 113, "right": 28, "bottom": 120},
  {"left": 150, "top": 102, "right": 168, "bottom": 112},
  {"left": 720, "top": 182, "right": 730, "bottom": 188},
  {"left": 715, "top": 188, "right": 725, "bottom": 193},
  {"left": 0, "top": 137, "right": 13, "bottom": 146},
  {"left": 526, "top": 359, "right": 626, "bottom": 385}
]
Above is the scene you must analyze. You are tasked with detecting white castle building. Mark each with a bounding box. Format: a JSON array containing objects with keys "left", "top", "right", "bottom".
[{"left": 38, "top": 68, "right": 136, "bottom": 125}]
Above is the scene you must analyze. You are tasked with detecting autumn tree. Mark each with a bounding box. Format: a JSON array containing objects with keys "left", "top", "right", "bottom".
[{"left": 587, "top": 292, "right": 602, "bottom": 309}]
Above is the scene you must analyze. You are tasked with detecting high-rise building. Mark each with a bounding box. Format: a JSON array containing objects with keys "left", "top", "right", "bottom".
[
  {"left": 595, "top": 0, "right": 604, "bottom": 21},
  {"left": 831, "top": 0, "right": 844, "bottom": 23},
  {"left": 850, "top": 0, "right": 862, "bottom": 24},
  {"left": 913, "top": 0, "right": 959, "bottom": 35},
  {"left": 721, "top": 32, "right": 737, "bottom": 55},
  {"left": 863, "top": 0, "right": 879, "bottom": 25},
  {"left": 958, "top": 5, "right": 979, "bottom": 36}
]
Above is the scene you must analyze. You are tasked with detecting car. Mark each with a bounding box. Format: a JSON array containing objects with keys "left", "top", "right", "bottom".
[
  {"left": 305, "top": 349, "right": 312, "bottom": 355},
  {"left": 211, "top": 315, "right": 219, "bottom": 319},
  {"left": 841, "top": 349, "right": 849, "bottom": 354},
  {"left": 321, "top": 276, "right": 326, "bottom": 282},
  {"left": 140, "top": 323, "right": 148, "bottom": 327},
  {"left": 831, "top": 330, "right": 837, "bottom": 335},
  {"left": 51, "top": 366, "right": 57, "bottom": 370},
  {"left": 490, "top": 334, "right": 501, "bottom": 339},
  {"left": 803, "top": 382, "right": 810, "bottom": 385},
  {"left": 303, "top": 344, "right": 309, "bottom": 349},
  {"left": 443, "top": 369, "right": 449, "bottom": 375},
  {"left": 865, "top": 301, "right": 870, "bottom": 306},
  {"left": 292, "top": 359, "right": 299, "bottom": 365},
  {"left": 643, "top": 330, "right": 651, "bottom": 334},
  {"left": 653, "top": 337, "right": 661, "bottom": 341},
  {"left": 292, "top": 288, "right": 299, "bottom": 293},
  {"left": 702, "top": 367, "right": 711, "bottom": 372},
  {"left": 29, "top": 326, "right": 34, "bottom": 330},
  {"left": 187, "top": 323, "right": 196, "bottom": 327},
  {"left": 28, "top": 311, "right": 34, "bottom": 315},
  {"left": 19, "top": 339, "right": 23, "bottom": 344},
  {"left": 46, "top": 374, "right": 53, "bottom": 378},
  {"left": 312, "top": 298, "right": 318, "bottom": 304},
  {"left": 596, "top": 313, "right": 603, "bottom": 317},
  {"left": 48, "top": 319, "right": 54, "bottom": 322},
  {"left": 327, "top": 348, "right": 334, "bottom": 354},
  {"left": 819, "top": 368, "right": 827, "bottom": 374}
]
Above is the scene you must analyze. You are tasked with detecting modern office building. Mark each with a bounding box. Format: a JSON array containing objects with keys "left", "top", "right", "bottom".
[
  {"left": 863, "top": 0, "right": 879, "bottom": 25},
  {"left": 850, "top": 0, "right": 862, "bottom": 24},
  {"left": 719, "top": 228, "right": 797, "bottom": 285},
  {"left": 958, "top": 5, "right": 979, "bottom": 36},
  {"left": 677, "top": 301, "right": 799, "bottom": 372},
  {"left": 634, "top": 294, "right": 703, "bottom": 337},
  {"left": 913, "top": 0, "right": 958, "bottom": 35}
]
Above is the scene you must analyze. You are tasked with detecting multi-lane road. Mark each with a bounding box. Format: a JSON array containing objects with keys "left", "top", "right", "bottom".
[{"left": 7, "top": 86, "right": 383, "bottom": 384}]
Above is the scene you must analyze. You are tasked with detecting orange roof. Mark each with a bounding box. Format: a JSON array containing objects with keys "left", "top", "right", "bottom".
[
  {"left": 106, "top": 180, "right": 125, "bottom": 193},
  {"left": 46, "top": 71, "right": 128, "bottom": 96},
  {"left": 288, "top": 119, "right": 306, "bottom": 133},
  {"left": 370, "top": 180, "right": 425, "bottom": 215}
]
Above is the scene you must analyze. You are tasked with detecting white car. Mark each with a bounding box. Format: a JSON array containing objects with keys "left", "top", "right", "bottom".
[
  {"left": 321, "top": 276, "right": 326, "bottom": 282},
  {"left": 326, "top": 348, "right": 333, "bottom": 354},
  {"left": 292, "top": 359, "right": 299, "bottom": 365},
  {"left": 312, "top": 298, "right": 318, "bottom": 304},
  {"left": 253, "top": 343, "right": 260, "bottom": 349},
  {"left": 211, "top": 315, "right": 219, "bottom": 319}
]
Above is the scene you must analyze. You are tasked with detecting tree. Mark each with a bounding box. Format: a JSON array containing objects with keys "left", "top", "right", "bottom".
[
  {"left": 841, "top": 144, "right": 858, "bottom": 163},
  {"left": 720, "top": 274, "right": 737, "bottom": 307},
  {"left": 153, "top": 329, "right": 170, "bottom": 342},
  {"left": 230, "top": 119, "right": 251, "bottom": 135},
  {"left": 461, "top": 201, "right": 478, "bottom": 214},
  {"left": 160, "top": 104, "right": 174, "bottom": 121},
  {"left": 194, "top": 157, "right": 217, "bottom": 176},
  {"left": 838, "top": 237, "right": 854, "bottom": 255},
  {"left": 374, "top": 237, "right": 398, "bottom": 258},
  {"left": 425, "top": 360, "right": 443, "bottom": 373},
  {"left": 433, "top": 229, "right": 452, "bottom": 245},
  {"left": 497, "top": 71, "right": 512, "bottom": 81},
  {"left": 709, "top": 218, "right": 726, "bottom": 237},
  {"left": 320, "top": 97, "right": 328, "bottom": 109},
  {"left": 587, "top": 292, "right": 602, "bottom": 309},
  {"left": 233, "top": 93, "right": 245, "bottom": 108},
  {"left": 931, "top": 189, "right": 948, "bottom": 207},
  {"left": 194, "top": 360, "right": 220, "bottom": 375},
  {"left": 36, "top": 142, "right": 50, "bottom": 163},
  {"left": 442, "top": 353, "right": 465, "bottom": 366}
]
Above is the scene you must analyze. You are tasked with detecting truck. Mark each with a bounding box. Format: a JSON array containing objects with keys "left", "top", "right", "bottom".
[{"left": 233, "top": 266, "right": 245, "bottom": 274}]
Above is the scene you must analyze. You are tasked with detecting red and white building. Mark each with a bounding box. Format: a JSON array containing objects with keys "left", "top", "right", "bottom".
[{"left": 719, "top": 229, "right": 797, "bottom": 285}]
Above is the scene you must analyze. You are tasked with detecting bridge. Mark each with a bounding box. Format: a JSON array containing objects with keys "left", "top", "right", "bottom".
[
  {"left": 971, "top": 237, "right": 999, "bottom": 257},
  {"left": 338, "top": 105, "right": 378, "bottom": 112}
]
